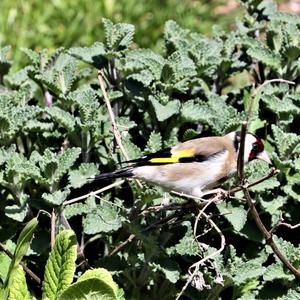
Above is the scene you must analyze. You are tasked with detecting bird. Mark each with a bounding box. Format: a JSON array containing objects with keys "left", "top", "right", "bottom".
[{"left": 91, "top": 131, "right": 271, "bottom": 198}]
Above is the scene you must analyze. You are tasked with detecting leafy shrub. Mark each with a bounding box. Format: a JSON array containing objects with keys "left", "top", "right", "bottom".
[{"left": 1, "top": 0, "right": 300, "bottom": 299}]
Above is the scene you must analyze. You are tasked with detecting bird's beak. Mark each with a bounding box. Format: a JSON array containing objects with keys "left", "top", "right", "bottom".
[{"left": 257, "top": 150, "right": 272, "bottom": 165}]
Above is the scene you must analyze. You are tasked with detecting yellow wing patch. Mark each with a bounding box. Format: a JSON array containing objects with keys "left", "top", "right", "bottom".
[{"left": 149, "top": 148, "right": 195, "bottom": 163}]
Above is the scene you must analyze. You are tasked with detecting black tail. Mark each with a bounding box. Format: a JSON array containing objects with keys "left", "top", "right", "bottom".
[{"left": 90, "top": 168, "right": 134, "bottom": 182}]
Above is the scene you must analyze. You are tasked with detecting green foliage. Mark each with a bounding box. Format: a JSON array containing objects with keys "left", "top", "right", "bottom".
[
  {"left": 1, "top": 2, "right": 300, "bottom": 299},
  {"left": 0, "top": 217, "right": 38, "bottom": 299},
  {"left": 8, "top": 266, "right": 32, "bottom": 300},
  {"left": 42, "top": 230, "right": 77, "bottom": 300}
]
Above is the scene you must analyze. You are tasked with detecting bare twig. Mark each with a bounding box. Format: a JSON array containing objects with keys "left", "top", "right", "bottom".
[
  {"left": 0, "top": 242, "right": 41, "bottom": 285},
  {"left": 269, "top": 211, "right": 300, "bottom": 235},
  {"left": 176, "top": 211, "right": 225, "bottom": 300},
  {"left": 109, "top": 234, "right": 136, "bottom": 256},
  {"left": 51, "top": 208, "right": 56, "bottom": 248},
  {"left": 237, "top": 121, "right": 247, "bottom": 179},
  {"left": 237, "top": 122, "right": 300, "bottom": 279},
  {"left": 97, "top": 70, "right": 143, "bottom": 189},
  {"left": 252, "top": 79, "right": 295, "bottom": 97},
  {"left": 228, "top": 167, "right": 280, "bottom": 195},
  {"left": 64, "top": 180, "right": 125, "bottom": 205}
]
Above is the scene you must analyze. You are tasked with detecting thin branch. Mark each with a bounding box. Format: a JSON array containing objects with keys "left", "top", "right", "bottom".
[
  {"left": 237, "top": 122, "right": 300, "bottom": 280},
  {"left": 98, "top": 70, "right": 130, "bottom": 161},
  {"left": 109, "top": 234, "right": 136, "bottom": 256},
  {"left": 269, "top": 211, "right": 300, "bottom": 235},
  {"left": 64, "top": 180, "right": 125, "bottom": 205},
  {"left": 247, "top": 79, "right": 295, "bottom": 121},
  {"left": 243, "top": 187, "right": 300, "bottom": 279},
  {"left": 229, "top": 167, "right": 280, "bottom": 195},
  {"left": 252, "top": 79, "right": 295, "bottom": 97},
  {"left": 237, "top": 121, "right": 247, "bottom": 179},
  {"left": 176, "top": 211, "right": 225, "bottom": 300},
  {"left": 51, "top": 208, "right": 56, "bottom": 248},
  {"left": 0, "top": 242, "right": 41, "bottom": 285},
  {"left": 97, "top": 70, "right": 143, "bottom": 189}
]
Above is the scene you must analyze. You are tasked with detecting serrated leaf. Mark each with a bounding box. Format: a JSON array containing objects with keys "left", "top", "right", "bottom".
[
  {"left": 183, "top": 129, "right": 200, "bottom": 141},
  {"left": 8, "top": 265, "right": 32, "bottom": 300},
  {"left": 0, "top": 145, "right": 16, "bottom": 166},
  {"left": 46, "top": 106, "right": 75, "bottom": 131},
  {"left": 42, "top": 189, "right": 70, "bottom": 206},
  {"left": 181, "top": 97, "right": 243, "bottom": 135},
  {"left": 78, "top": 268, "right": 124, "bottom": 299},
  {"left": 166, "top": 222, "right": 200, "bottom": 256},
  {"left": 103, "top": 18, "right": 135, "bottom": 51},
  {"left": 5, "top": 204, "right": 28, "bottom": 222},
  {"left": 57, "top": 278, "right": 116, "bottom": 300},
  {"left": 283, "top": 182, "right": 300, "bottom": 201},
  {"left": 218, "top": 202, "right": 247, "bottom": 231},
  {"left": 83, "top": 203, "right": 123, "bottom": 234},
  {"left": 263, "top": 263, "right": 294, "bottom": 282},
  {"left": 145, "top": 132, "right": 162, "bottom": 153},
  {"left": 68, "top": 163, "right": 98, "bottom": 188},
  {"left": 57, "top": 147, "right": 81, "bottom": 180},
  {"left": 68, "top": 42, "right": 106, "bottom": 67},
  {"left": 272, "top": 125, "right": 300, "bottom": 158},
  {"left": 245, "top": 160, "right": 280, "bottom": 192},
  {"left": 247, "top": 46, "right": 281, "bottom": 70},
  {"left": 42, "top": 230, "right": 77, "bottom": 300},
  {"left": 150, "top": 96, "right": 180, "bottom": 122},
  {"left": 152, "top": 259, "right": 180, "bottom": 283},
  {"left": 122, "top": 136, "right": 142, "bottom": 160}
]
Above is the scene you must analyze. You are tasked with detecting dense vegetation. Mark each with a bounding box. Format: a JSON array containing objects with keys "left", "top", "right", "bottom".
[{"left": 1, "top": 0, "right": 300, "bottom": 299}]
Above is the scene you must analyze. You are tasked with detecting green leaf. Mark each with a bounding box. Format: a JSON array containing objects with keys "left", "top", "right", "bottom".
[
  {"left": 42, "top": 230, "right": 77, "bottom": 300},
  {"left": 4, "top": 204, "right": 28, "bottom": 222},
  {"left": 3, "top": 218, "right": 38, "bottom": 298},
  {"left": 64, "top": 196, "right": 97, "bottom": 219},
  {"left": 68, "top": 42, "right": 106, "bottom": 67},
  {"left": 46, "top": 106, "right": 75, "bottom": 131},
  {"left": 122, "top": 136, "right": 142, "bottom": 160},
  {"left": 57, "top": 278, "right": 116, "bottom": 300},
  {"left": 8, "top": 265, "right": 32, "bottom": 300},
  {"left": 145, "top": 132, "right": 162, "bottom": 153},
  {"left": 102, "top": 18, "right": 135, "bottom": 51},
  {"left": 218, "top": 202, "right": 247, "bottom": 231},
  {"left": 247, "top": 46, "right": 281, "bottom": 70},
  {"left": 83, "top": 203, "right": 123, "bottom": 234},
  {"left": 263, "top": 263, "right": 294, "bottom": 282},
  {"left": 245, "top": 160, "right": 280, "bottom": 192},
  {"left": 166, "top": 222, "right": 200, "bottom": 256},
  {"left": 272, "top": 125, "right": 300, "bottom": 158},
  {"left": 57, "top": 148, "right": 81, "bottom": 180},
  {"left": 78, "top": 268, "right": 124, "bottom": 299},
  {"left": 150, "top": 96, "right": 180, "bottom": 122},
  {"left": 152, "top": 259, "right": 180, "bottom": 283},
  {"left": 42, "top": 189, "right": 70, "bottom": 206},
  {"left": 0, "top": 241, "right": 15, "bottom": 283},
  {"left": 68, "top": 163, "right": 99, "bottom": 188}
]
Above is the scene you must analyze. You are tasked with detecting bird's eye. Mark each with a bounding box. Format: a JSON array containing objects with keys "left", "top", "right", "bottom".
[{"left": 252, "top": 143, "right": 259, "bottom": 152}]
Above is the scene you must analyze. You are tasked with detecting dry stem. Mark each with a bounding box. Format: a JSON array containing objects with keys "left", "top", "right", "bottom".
[{"left": 97, "top": 70, "right": 143, "bottom": 189}]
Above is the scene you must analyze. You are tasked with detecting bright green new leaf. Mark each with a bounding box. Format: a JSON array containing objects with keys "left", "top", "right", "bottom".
[
  {"left": 42, "top": 230, "right": 77, "bottom": 300},
  {"left": 8, "top": 265, "right": 32, "bottom": 300}
]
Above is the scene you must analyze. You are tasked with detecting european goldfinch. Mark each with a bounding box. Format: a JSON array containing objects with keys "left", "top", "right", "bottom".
[{"left": 93, "top": 131, "right": 271, "bottom": 197}]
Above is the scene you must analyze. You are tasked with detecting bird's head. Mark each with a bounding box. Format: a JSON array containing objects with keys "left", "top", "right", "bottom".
[{"left": 227, "top": 131, "right": 271, "bottom": 165}]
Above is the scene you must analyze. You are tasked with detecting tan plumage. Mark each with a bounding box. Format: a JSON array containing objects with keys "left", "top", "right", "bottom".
[{"left": 93, "top": 131, "right": 271, "bottom": 197}]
